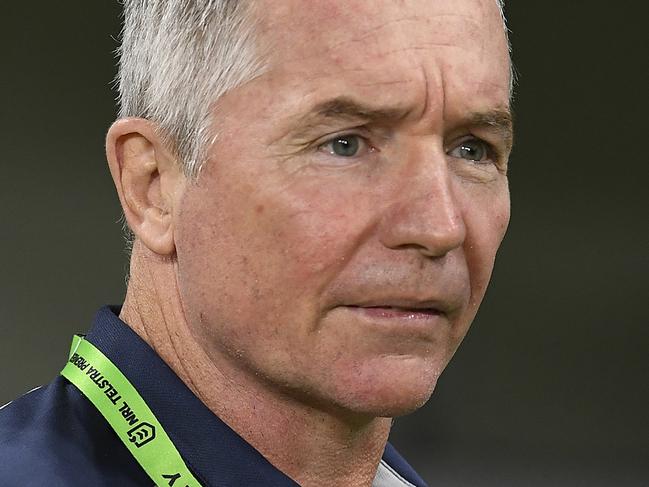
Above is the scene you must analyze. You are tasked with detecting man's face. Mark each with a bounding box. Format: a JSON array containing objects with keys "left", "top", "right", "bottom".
[{"left": 175, "top": 0, "right": 512, "bottom": 417}]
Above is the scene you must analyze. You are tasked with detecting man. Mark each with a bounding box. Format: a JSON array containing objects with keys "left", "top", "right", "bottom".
[{"left": 0, "top": 0, "right": 513, "bottom": 485}]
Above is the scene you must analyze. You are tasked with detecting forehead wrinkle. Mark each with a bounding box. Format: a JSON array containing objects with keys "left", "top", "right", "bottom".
[
  {"left": 323, "top": 15, "right": 421, "bottom": 52},
  {"left": 374, "top": 43, "right": 475, "bottom": 59},
  {"left": 322, "top": 15, "right": 483, "bottom": 58},
  {"left": 352, "top": 78, "right": 417, "bottom": 89}
]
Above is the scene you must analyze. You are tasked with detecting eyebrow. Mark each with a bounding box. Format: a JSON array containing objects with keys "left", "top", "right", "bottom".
[
  {"left": 288, "top": 97, "right": 410, "bottom": 140},
  {"left": 304, "top": 97, "right": 411, "bottom": 124},
  {"left": 290, "top": 96, "right": 514, "bottom": 149},
  {"left": 464, "top": 109, "right": 514, "bottom": 151}
]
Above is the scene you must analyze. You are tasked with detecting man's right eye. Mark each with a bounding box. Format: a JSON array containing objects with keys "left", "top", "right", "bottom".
[{"left": 318, "top": 134, "right": 370, "bottom": 158}]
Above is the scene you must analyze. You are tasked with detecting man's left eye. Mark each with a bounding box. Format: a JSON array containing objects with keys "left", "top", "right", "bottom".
[
  {"left": 318, "top": 135, "right": 368, "bottom": 158},
  {"left": 448, "top": 138, "right": 491, "bottom": 163}
]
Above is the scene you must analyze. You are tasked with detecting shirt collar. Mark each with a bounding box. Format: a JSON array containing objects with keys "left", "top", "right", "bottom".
[{"left": 85, "top": 306, "right": 427, "bottom": 487}]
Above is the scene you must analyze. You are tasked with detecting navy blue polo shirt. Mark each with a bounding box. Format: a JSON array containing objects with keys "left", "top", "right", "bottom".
[{"left": 0, "top": 306, "right": 428, "bottom": 486}]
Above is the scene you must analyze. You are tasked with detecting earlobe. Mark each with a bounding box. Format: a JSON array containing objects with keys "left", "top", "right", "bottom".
[{"left": 106, "top": 118, "right": 184, "bottom": 256}]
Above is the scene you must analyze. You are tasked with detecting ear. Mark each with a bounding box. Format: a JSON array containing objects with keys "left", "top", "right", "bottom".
[{"left": 106, "top": 118, "right": 186, "bottom": 256}]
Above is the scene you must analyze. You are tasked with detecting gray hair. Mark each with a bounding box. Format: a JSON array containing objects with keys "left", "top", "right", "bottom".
[
  {"left": 496, "top": 0, "right": 517, "bottom": 95},
  {"left": 116, "top": 1, "right": 511, "bottom": 181},
  {"left": 117, "top": 0, "right": 263, "bottom": 179}
]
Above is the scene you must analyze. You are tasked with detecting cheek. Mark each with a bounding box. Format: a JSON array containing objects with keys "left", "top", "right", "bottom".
[
  {"left": 251, "top": 178, "right": 375, "bottom": 287},
  {"left": 175, "top": 167, "right": 373, "bottom": 331},
  {"left": 174, "top": 167, "right": 385, "bottom": 390},
  {"left": 462, "top": 184, "right": 510, "bottom": 308}
]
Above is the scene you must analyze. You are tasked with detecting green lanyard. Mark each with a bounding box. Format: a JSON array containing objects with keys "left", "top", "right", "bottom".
[{"left": 61, "top": 335, "right": 203, "bottom": 487}]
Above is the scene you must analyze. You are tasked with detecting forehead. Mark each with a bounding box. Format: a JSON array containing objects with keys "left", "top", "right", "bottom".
[
  {"left": 252, "top": 0, "right": 511, "bottom": 114},
  {"left": 261, "top": 0, "right": 500, "bottom": 52}
]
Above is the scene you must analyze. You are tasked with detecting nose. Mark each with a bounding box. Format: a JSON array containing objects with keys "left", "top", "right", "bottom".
[{"left": 378, "top": 151, "right": 466, "bottom": 258}]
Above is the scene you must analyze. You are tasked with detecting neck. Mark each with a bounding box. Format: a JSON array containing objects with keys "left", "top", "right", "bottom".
[{"left": 120, "top": 242, "right": 391, "bottom": 487}]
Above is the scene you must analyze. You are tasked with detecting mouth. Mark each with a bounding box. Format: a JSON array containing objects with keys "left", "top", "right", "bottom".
[{"left": 344, "top": 303, "right": 446, "bottom": 321}]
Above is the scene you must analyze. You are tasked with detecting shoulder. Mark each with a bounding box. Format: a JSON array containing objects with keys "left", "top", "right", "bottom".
[{"left": 0, "top": 378, "right": 149, "bottom": 486}]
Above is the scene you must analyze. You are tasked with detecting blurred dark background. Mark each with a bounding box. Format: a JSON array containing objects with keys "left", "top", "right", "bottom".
[{"left": 1, "top": 2, "right": 647, "bottom": 486}]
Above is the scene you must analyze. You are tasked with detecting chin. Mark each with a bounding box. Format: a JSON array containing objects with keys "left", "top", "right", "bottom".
[{"left": 328, "top": 355, "right": 445, "bottom": 418}]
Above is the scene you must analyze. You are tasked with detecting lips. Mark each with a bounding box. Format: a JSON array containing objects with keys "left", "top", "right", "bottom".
[
  {"left": 347, "top": 305, "right": 443, "bottom": 320},
  {"left": 344, "top": 297, "right": 451, "bottom": 314}
]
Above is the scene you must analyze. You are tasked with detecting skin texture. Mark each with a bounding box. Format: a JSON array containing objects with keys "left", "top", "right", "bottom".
[{"left": 106, "top": 0, "right": 512, "bottom": 485}]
